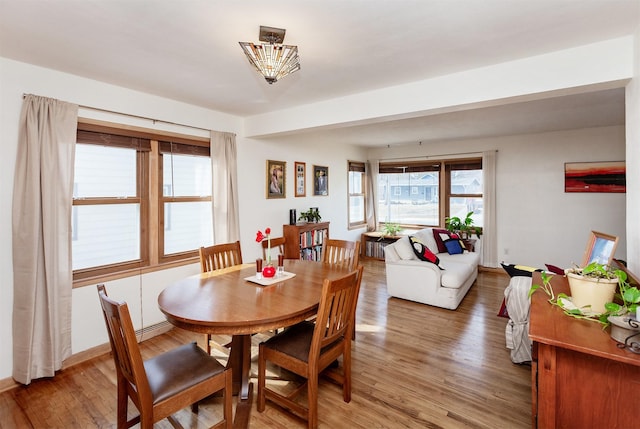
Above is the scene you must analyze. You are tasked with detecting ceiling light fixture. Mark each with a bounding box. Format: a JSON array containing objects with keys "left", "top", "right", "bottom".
[{"left": 239, "top": 26, "right": 300, "bottom": 84}]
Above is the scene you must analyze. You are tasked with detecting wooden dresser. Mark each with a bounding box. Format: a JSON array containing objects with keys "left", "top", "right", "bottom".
[{"left": 529, "top": 272, "right": 640, "bottom": 428}]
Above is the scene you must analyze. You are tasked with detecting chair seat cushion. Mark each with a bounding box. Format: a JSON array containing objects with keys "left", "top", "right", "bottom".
[
  {"left": 263, "top": 321, "right": 343, "bottom": 363},
  {"left": 144, "top": 342, "right": 226, "bottom": 404}
]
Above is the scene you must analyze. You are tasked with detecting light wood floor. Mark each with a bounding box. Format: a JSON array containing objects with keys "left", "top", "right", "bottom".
[{"left": 0, "top": 260, "right": 531, "bottom": 429}]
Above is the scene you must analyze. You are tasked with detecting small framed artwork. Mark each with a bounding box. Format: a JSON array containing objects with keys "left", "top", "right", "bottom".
[
  {"left": 266, "top": 160, "right": 286, "bottom": 199},
  {"left": 313, "top": 165, "right": 329, "bottom": 196},
  {"left": 565, "top": 161, "right": 626, "bottom": 193},
  {"left": 295, "top": 161, "right": 306, "bottom": 197},
  {"left": 581, "top": 230, "right": 619, "bottom": 266}
]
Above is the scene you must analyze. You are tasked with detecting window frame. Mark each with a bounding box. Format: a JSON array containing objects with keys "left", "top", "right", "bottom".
[
  {"left": 347, "top": 160, "right": 367, "bottom": 229},
  {"left": 377, "top": 157, "right": 482, "bottom": 229},
  {"left": 72, "top": 121, "right": 211, "bottom": 286}
]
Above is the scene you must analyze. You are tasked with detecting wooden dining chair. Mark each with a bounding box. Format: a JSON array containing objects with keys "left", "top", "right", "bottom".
[
  {"left": 321, "top": 238, "right": 361, "bottom": 271},
  {"left": 199, "top": 241, "right": 244, "bottom": 353},
  {"left": 321, "top": 239, "right": 362, "bottom": 339},
  {"left": 97, "top": 285, "right": 232, "bottom": 429},
  {"left": 199, "top": 241, "right": 243, "bottom": 273},
  {"left": 257, "top": 265, "right": 364, "bottom": 429},
  {"left": 262, "top": 236, "right": 286, "bottom": 260}
]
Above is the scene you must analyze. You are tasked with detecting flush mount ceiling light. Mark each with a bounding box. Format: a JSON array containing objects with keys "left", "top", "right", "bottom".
[{"left": 239, "top": 26, "right": 301, "bottom": 84}]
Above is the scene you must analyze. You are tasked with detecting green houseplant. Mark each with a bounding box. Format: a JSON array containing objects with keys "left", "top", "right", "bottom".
[
  {"left": 381, "top": 222, "right": 402, "bottom": 237},
  {"left": 530, "top": 262, "right": 638, "bottom": 327},
  {"left": 445, "top": 211, "right": 482, "bottom": 238},
  {"left": 298, "top": 208, "right": 321, "bottom": 223}
]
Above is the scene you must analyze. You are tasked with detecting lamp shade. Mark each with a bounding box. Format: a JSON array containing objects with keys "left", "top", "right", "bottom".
[{"left": 239, "top": 26, "right": 300, "bottom": 84}]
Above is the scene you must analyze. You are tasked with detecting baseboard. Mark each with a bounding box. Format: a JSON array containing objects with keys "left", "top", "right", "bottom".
[
  {"left": 479, "top": 265, "right": 506, "bottom": 275},
  {"left": 0, "top": 321, "right": 174, "bottom": 393}
]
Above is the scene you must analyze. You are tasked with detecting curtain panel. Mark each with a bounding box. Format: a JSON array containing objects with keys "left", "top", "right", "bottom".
[
  {"left": 12, "top": 95, "right": 78, "bottom": 384},
  {"left": 211, "top": 131, "right": 240, "bottom": 243}
]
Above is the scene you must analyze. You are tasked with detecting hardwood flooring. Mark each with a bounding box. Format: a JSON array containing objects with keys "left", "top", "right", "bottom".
[{"left": 0, "top": 260, "right": 531, "bottom": 428}]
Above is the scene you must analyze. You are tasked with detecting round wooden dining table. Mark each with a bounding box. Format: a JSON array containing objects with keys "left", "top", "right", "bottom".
[{"left": 157, "top": 259, "right": 351, "bottom": 407}]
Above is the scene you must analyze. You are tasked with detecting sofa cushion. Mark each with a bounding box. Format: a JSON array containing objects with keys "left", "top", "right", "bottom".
[
  {"left": 413, "top": 228, "right": 439, "bottom": 254},
  {"left": 433, "top": 228, "right": 459, "bottom": 253},
  {"left": 409, "top": 236, "right": 442, "bottom": 268},
  {"left": 439, "top": 260, "right": 475, "bottom": 289},
  {"left": 394, "top": 236, "right": 417, "bottom": 260},
  {"left": 444, "top": 238, "right": 464, "bottom": 255}
]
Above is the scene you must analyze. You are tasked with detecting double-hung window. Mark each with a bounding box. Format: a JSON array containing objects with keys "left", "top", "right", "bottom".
[
  {"left": 72, "top": 124, "right": 212, "bottom": 283},
  {"left": 347, "top": 161, "right": 366, "bottom": 228}
]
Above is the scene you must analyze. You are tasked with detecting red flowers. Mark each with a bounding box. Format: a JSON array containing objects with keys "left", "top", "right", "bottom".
[
  {"left": 255, "top": 227, "right": 271, "bottom": 243},
  {"left": 256, "top": 227, "right": 272, "bottom": 263}
]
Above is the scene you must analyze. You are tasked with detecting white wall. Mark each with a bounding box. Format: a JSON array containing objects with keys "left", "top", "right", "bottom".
[
  {"left": 0, "top": 58, "right": 367, "bottom": 381},
  {"left": 367, "top": 126, "right": 627, "bottom": 270}
]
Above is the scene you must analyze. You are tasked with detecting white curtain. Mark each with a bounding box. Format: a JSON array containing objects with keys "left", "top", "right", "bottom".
[
  {"left": 211, "top": 131, "right": 240, "bottom": 243},
  {"left": 482, "top": 150, "right": 498, "bottom": 267},
  {"left": 365, "top": 160, "right": 379, "bottom": 231},
  {"left": 12, "top": 95, "right": 78, "bottom": 384}
]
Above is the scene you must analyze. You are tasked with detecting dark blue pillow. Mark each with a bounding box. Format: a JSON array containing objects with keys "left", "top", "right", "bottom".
[{"left": 444, "top": 238, "right": 464, "bottom": 255}]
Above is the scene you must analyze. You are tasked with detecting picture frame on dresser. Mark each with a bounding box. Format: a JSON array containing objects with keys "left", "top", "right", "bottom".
[{"left": 581, "top": 230, "right": 618, "bottom": 266}]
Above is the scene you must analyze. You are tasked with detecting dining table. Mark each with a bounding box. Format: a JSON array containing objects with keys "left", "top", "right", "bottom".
[{"left": 157, "top": 259, "right": 352, "bottom": 428}]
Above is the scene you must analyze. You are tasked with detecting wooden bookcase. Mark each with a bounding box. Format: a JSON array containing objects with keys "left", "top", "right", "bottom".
[
  {"left": 361, "top": 232, "right": 402, "bottom": 261},
  {"left": 283, "top": 222, "right": 330, "bottom": 261}
]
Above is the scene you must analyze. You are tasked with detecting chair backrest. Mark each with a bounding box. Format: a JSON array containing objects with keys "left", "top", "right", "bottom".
[
  {"left": 321, "top": 239, "right": 361, "bottom": 271},
  {"left": 199, "top": 241, "right": 243, "bottom": 273},
  {"left": 262, "top": 236, "right": 286, "bottom": 260},
  {"left": 97, "top": 285, "right": 151, "bottom": 406},
  {"left": 310, "top": 265, "right": 363, "bottom": 358}
]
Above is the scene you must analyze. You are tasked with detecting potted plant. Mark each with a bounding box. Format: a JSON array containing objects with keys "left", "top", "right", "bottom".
[
  {"left": 381, "top": 222, "right": 402, "bottom": 237},
  {"left": 298, "top": 208, "right": 321, "bottom": 223},
  {"left": 564, "top": 262, "right": 620, "bottom": 315},
  {"left": 445, "top": 211, "right": 482, "bottom": 238}
]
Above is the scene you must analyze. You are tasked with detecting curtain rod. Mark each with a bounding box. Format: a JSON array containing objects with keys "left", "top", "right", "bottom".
[
  {"left": 376, "top": 149, "right": 497, "bottom": 162},
  {"left": 22, "top": 93, "right": 221, "bottom": 134}
]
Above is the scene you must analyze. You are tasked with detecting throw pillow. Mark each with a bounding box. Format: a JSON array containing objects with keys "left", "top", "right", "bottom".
[
  {"left": 409, "top": 236, "right": 443, "bottom": 269},
  {"left": 545, "top": 263, "right": 565, "bottom": 275},
  {"left": 444, "top": 238, "right": 464, "bottom": 255},
  {"left": 394, "top": 236, "right": 417, "bottom": 260},
  {"left": 432, "top": 228, "right": 459, "bottom": 253},
  {"left": 501, "top": 262, "right": 542, "bottom": 278}
]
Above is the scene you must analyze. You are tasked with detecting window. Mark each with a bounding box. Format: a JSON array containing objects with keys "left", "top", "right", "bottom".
[
  {"left": 348, "top": 161, "right": 366, "bottom": 228},
  {"left": 159, "top": 142, "right": 213, "bottom": 260},
  {"left": 378, "top": 162, "right": 440, "bottom": 226},
  {"left": 377, "top": 158, "right": 483, "bottom": 228},
  {"left": 446, "top": 160, "right": 483, "bottom": 227},
  {"left": 72, "top": 125, "right": 211, "bottom": 282}
]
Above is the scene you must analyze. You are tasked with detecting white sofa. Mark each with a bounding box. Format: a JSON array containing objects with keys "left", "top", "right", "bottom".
[{"left": 384, "top": 228, "right": 480, "bottom": 310}]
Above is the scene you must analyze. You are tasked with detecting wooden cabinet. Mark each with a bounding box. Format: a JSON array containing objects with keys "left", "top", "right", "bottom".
[
  {"left": 283, "top": 222, "right": 329, "bottom": 261},
  {"left": 529, "top": 272, "right": 640, "bottom": 428},
  {"left": 360, "top": 232, "right": 401, "bottom": 261}
]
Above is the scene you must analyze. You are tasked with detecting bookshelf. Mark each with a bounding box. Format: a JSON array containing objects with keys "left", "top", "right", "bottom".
[
  {"left": 283, "top": 222, "right": 330, "bottom": 261},
  {"left": 361, "top": 232, "right": 402, "bottom": 261}
]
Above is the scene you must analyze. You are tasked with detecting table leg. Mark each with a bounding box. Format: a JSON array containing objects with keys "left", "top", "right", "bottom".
[{"left": 227, "top": 334, "right": 252, "bottom": 400}]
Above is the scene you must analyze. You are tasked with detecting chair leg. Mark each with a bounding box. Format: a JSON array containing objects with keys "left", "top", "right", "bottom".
[
  {"left": 257, "top": 344, "right": 266, "bottom": 412},
  {"left": 116, "top": 380, "right": 128, "bottom": 429},
  {"left": 343, "top": 346, "right": 352, "bottom": 403},
  {"left": 307, "top": 372, "right": 319, "bottom": 429}
]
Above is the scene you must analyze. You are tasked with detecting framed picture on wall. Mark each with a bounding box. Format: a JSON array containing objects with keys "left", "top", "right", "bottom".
[
  {"left": 313, "top": 165, "right": 328, "bottom": 196},
  {"left": 266, "top": 160, "right": 286, "bottom": 199},
  {"left": 564, "top": 161, "right": 626, "bottom": 193},
  {"left": 295, "top": 161, "right": 306, "bottom": 197}
]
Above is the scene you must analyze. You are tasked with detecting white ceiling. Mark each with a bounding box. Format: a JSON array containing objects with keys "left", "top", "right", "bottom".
[{"left": 0, "top": 0, "right": 637, "bottom": 146}]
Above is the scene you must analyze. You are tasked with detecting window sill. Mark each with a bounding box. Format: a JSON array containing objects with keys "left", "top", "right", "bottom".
[{"left": 72, "top": 256, "right": 200, "bottom": 288}]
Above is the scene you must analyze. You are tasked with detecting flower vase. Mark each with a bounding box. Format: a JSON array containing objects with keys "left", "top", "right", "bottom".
[{"left": 262, "top": 263, "right": 276, "bottom": 278}]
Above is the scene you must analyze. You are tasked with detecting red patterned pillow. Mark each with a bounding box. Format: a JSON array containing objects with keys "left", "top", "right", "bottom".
[
  {"left": 409, "top": 236, "right": 443, "bottom": 269},
  {"left": 432, "top": 228, "right": 459, "bottom": 253}
]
